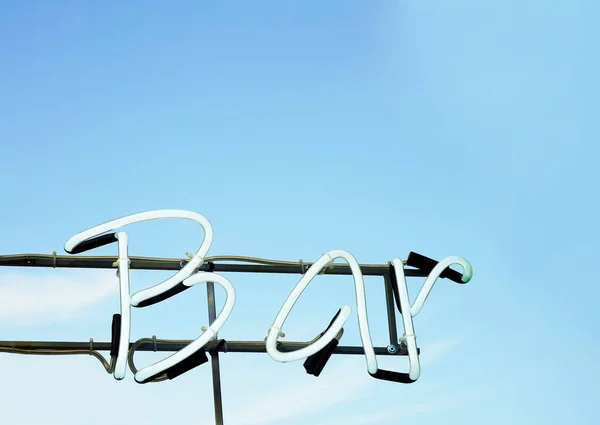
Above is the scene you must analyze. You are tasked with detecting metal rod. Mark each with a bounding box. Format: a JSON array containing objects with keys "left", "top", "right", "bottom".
[
  {"left": 206, "top": 281, "right": 224, "bottom": 425},
  {"left": 383, "top": 270, "right": 399, "bottom": 347},
  {"left": 0, "top": 254, "right": 429, "bottom": 277},
  {"left": 0, "top": 340, "right": 418, "bottom": 355}
]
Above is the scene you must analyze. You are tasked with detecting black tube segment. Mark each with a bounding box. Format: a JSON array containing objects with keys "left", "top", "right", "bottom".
[
  {"left": 110, "top": 314, "right": 121, "bottom": 357},
  {"left": 388, "top": 263, "right": 402, "bottom": 314},
  {"left": 369, "top": 369, "right": 416, "bottom": 384},
  {"left": 136, "top": 349, "right": 209, "bottom": 384},
  {"left": 304, "top": 339, "right": 339, "bottom": 377},
  {"left": 406, "top": 252, "right": 465, "bottom": 283},
  {"left": 304, "top": 309, "right": 343, "bottom": 377},
  {"left": 133, "top": 281, "right": 190, "bottom": 308},
  {"left": 66, "top": 233, "right": 118, "bottom": 254},
  {"left": 164, "top": 349, "right": 209, "bottom": 380}
]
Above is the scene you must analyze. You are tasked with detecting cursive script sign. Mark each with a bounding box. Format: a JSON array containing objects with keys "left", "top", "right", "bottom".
[{"left": 63, "top": 209, "right": 473, "bottom": 385}]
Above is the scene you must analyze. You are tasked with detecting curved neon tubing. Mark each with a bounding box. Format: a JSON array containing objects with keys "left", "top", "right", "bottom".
[
  {"left": 134, "top": 272, "right": 235, "bottom": 383},
  {"left": 410, "top": 255, "right": 473, "bottom": 317},
  {"left": 390, "top": 258, "right": 420, "bottom": 381},
  {"left": 63, "top": 227, "right": 132, "bottom": 380},
  {"left": 266, "top": 250, "right": 378, "bottom": 375},
  {"left": 112, "top": 232, "right": 131, "bottom": 380},
  {"left": 64, "top": 209, "right": 213, "bottom": 380},
  {"left": 63, "top": 209, "right": 214, "bottom": 307}
]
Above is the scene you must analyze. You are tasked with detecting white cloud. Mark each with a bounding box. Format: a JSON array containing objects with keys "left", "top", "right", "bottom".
[
  {"left": 218, "top": 338, "right": 464, "bottom": 425},
  {"left": 0, "top": 348, "right": 488, "bottom": 425},
  {"left": 217, "top": 339, "right": 482, "bottom": 425},
  {"left": 312, "top": 390, "right": 489, "bottom": 425},
  {"left": 314, "top": 409, "right": 397, "bottom": 425},
  {"left": 0, "top": 352, "right": 373, "bottom": 425},
  {"left": 420, "top": 339, "right": 460, "bottom": 366},
  {"left": 224, "top": 357, "right": 376, "bottom": 425},
  {"left": 0, "top": 270, "right": 118, "bottom": 325},
  {"left": 0, "top": 352, "right": 216, "bottom": 425}
]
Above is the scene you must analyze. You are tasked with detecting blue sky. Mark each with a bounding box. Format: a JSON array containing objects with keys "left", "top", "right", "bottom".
[{"left": 0, "top": 1, "right": 598, "bottom": 424}]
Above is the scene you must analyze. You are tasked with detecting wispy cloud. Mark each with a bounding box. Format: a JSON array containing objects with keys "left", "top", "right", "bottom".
[
  {"left": 420, "top": 339, "right": 460, "bottom": 366},
  {"left": 0, "top": 270, "right": 117, "bottom": 325},
  {"left": 222, "top": 338, "right": 464, "bottom": 425},
  {"left": 312, "top": 390, "right": 489, "bottom": 425},
  {"left": 224, "top": 357, "right": 376, "bottom": 425},
  {"left": 313, "top": 409, "right": 397, "bottom": 425}
]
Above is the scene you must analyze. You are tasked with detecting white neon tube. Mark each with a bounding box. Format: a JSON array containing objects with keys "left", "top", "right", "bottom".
[
  {"left": 133, "top": 272, "right": 236, "bottom": 384},
  {"left": 384, "top": 255, "right": 472, "bottom": 382},
  {"left": 390, "top": 258, "right": 420, "bottom": 381},
  {"left": 410, "top": 255, "right": 473, "bottom": 317},
  {"left": 266, "top": 250, "right": 378, "bottom": 375},
  {"left": 63, "top": 209, "right": 214, "bottom": 308},
  {"left": 64, "top": 227, "right": 133, "bottom": 381},
  {"left": 64, "top": 209, "right": 214, "bottom": 380},
  {"left": 113, "top": 232, "right": 131, "bottom": 380}
]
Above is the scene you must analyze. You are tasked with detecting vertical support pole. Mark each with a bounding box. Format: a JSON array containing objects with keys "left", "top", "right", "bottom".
[
  {"left": 383, "top": 270, "right": 399, "bottom": 348},
  {"left": 207, "top": 281, "right": 225, "bottom": 425}
]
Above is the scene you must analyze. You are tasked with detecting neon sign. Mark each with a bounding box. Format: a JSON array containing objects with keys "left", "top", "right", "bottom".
[{"left": 5, "top": 209, "right": 473, "bottom": 385}]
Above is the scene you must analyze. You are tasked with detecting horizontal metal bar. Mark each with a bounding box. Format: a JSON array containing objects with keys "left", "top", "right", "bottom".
[
  {"left": 0, "top": 254, "right": 429, "bottom": 277},
  {"left": 0, "top": 339, "right": 418, "bottom": 356}
]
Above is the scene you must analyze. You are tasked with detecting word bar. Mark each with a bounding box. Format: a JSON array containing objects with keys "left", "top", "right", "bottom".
[{"left": 1, "top": 209, "right": 471, "bottom": 387}]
